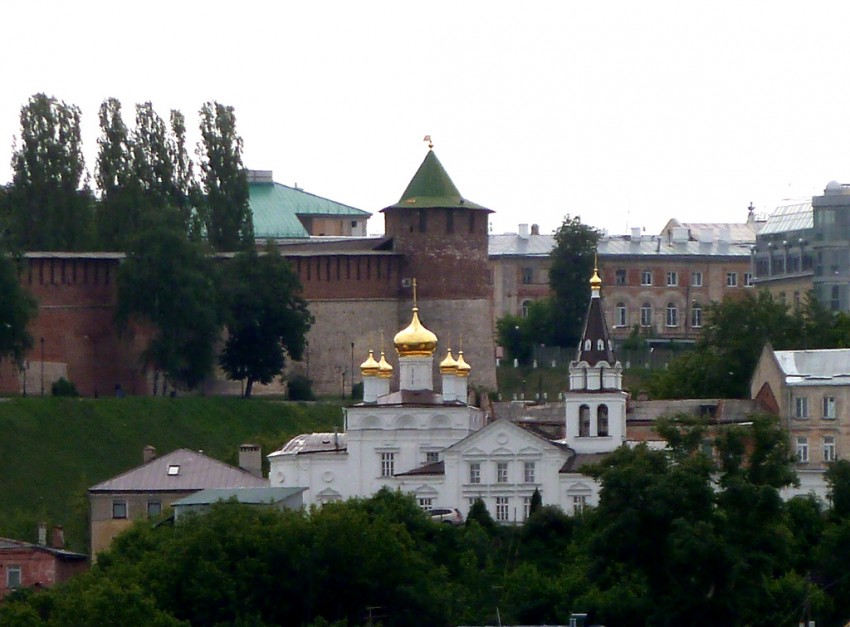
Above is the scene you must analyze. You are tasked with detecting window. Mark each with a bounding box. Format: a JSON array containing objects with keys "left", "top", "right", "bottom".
[
  {"left": 469, "top": 462, "right": 481, "bottom": 484},
  {"left": 615, "top": 269, "right": 627, "bottom": 285},
  {"left": 640, "top": 303, "right": 652, "bottom": 327},
  {"left": 572, "top": 495, "right": 587, "bottom": 514},
  {"left": 832, "top": 285, "right": 841, "bottom": 312},
  {"left": 497, "top": 462, "right": 509, "bottom": 484},
  {"left": 112, "top": 500, "right": 127, "bottom": 519},
  {"left": 597, "top": 405, "right": 609, "bottom": 436},
  {"left": 523, "top": 496, "right": 532, "bottom": 521},
  {"left": 418, "top": 498, "right": 433, "bottom": 512},
  {"left": 824, "top": 396, "right": 836, "bottom": 419},
  {"left": 6, "top": 565, "right": 21, "bottom": 589},
  {"left": 691, "top": 303, "right": 703, "bottom": 328},
  {"left": 666, "top": 271, "right": 678, "bottom": 286},
  {"left": 744, "top": 272, "right": 754, "bottom": 287},
  {"left": 824, "top": 436, "right": 837, "bottom": 463},
  {"left": 616, "top": 303, "right": 627, "bottom": 327},
  {"left": 521, "top": 267, "right": 533, "bottom": 284},
  {"left": 521, "top": 300, "right": 531, "bottom": 318},
  {"left": 641, "top": 270, "right": 652, "bottom": 286},
  {"left": 380, "top": 452, "right": 395, "bottom": 477},
  {"left": 666, "top": 303, "right": 678, "bottom": 327},
  {"left": 496, "top": 496, "right": 509, "bottom": 522},
  {"left": 524, "top": 462, "right": 536, "bottom": 483},
  {"left": 691, "top": 271, "right": 703, "bottom": 287},
  {"left": 796, "top": 437, "right": 809, "bottom": 463},
  {"left": 425, "top": 451, "right": 439, "bottom": 464},
  {"left": 726, "top": 272, "right": 738, "bottom": 287},
  {"left": 147, "top": 501, "right": 161, "bottom": 517},
  {"left": 167, "top": 464, "right": 180, "bottom": 476},
  {"left": 579, "top": 405, "right": 590, "bottom": 437},
  {"left": 795, "top": 397, "right": 809, "bottom": 419}
]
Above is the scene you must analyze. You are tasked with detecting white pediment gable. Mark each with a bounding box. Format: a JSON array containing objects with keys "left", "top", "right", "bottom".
[
  {"left": 442, "top": 418, "right": 566, "bottom": 459},
  {"left": 413, "top": 484, "right": 439, "bottom": 495}
]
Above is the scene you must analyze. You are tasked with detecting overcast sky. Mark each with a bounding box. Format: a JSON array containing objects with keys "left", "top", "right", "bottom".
[{"left": 3, "top": 1, "right": 850, "bottom": 237}]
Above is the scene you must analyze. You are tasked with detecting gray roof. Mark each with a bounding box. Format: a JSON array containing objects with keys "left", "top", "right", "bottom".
[
  {"left": 0, "top": 537, "right": 87, "bottom": 560},
  {"left": 598, "top": 236, "right": 752, "bottom": 258},
  {"left": 89, "top": 448, "right": 267, "bottom": 493},
  {"left": 488, "top": 233, "right": 557, "bottom": 257},
  {"left": 759, "top": 201, "right": 813, "bottom": 236},
  {"left": 774, "top": 349, "right": 850, "bottom": 386},
  {"left": 663, "top": 218, "right": 762, "bottom": 243},
  {"left": 172, "top": 487, "right": 305, "bottom": 507},
  {"left": 270, "top": 433, "right": 347, "bottom": 457}
]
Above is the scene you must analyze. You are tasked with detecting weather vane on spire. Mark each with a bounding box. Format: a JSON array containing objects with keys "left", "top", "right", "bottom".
[{"left": 423, "top": 135, "right": 433, "bottom": 149}]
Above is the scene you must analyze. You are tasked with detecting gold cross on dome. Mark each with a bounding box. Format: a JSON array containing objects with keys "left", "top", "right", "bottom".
[{"left": 412, "top": 278, "right": 418, "bottom": 308}]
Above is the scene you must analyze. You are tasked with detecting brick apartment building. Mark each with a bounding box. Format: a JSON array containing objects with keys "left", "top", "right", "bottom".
[{"left": 0, "top": 525, "right": 87, "bottom": 599}]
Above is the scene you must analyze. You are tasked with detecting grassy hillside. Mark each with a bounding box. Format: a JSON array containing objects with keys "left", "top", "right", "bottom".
[{"left": 0, "top": 397, "right": 343, "bottom": 551}]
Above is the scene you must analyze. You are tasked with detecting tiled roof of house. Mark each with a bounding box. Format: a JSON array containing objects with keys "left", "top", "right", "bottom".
[{"left": 89, "top": 449, "right": 267, "bottom": 493}]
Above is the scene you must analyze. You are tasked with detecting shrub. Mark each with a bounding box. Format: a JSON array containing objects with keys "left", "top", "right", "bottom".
[
  {"left": 51, "top": 378, "right": 79, "bottom": 397},
  {"left": 287, "top": 375, "right": 315, "bottom": 401}
]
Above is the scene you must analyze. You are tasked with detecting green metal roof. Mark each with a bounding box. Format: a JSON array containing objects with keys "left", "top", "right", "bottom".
[
  {"left": 250, "top": 181, "right": 370, "bottom": 239},
  {"left": 382, "top": 150, "right": 491, "bottom": 212}
]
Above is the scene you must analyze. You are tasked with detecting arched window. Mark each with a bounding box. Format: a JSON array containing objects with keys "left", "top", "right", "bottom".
[
  {"left": 666, "top": 303, "right": 678, "bottom": 327},
  {"left": 584, "top": 339, "right": 591, "bottom": 351},
  {"left": 640, "top": 303, "right": 652, "bottom": 327},
  {"left": 616, "top": 302, "right": 627, "bottom": 327},
  {"left": 597, "top": 339, "right": 604, "bottom": 350},
  {"left": 579, "top": 405, "right": 590, "bottom": 437},
  {"left": 521, "top": 300, "right": 531, "bottom": 318},
  {"left": 691, "top": 303, "right": 703, "bottom": 328},
  {"left": 597, "top": 405, "right": 609, "bottom": 436}
]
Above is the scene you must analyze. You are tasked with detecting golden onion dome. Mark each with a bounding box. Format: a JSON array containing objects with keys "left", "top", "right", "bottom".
[
  {"left": 456, "top": 350, "right": 471, "bottom": 377},
  {"left": 393, "top": 307, "right": 438, "bottom": 357},
  {"left": 377, "top": 351, "right": 394, "bottom": 378},
  {"left": 360, "top": 350, "right": 380, "bottom": 377},
  {"left": 589, "top": 266, "right": 602, "bottom": 289},
  {"left": 439, "top": 348, "right": 458, "bottom": 374}
]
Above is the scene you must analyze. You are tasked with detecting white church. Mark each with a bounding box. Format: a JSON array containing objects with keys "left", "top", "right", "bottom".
[{"left": 268, "top": 270, "right": 627, "bottom": 521}]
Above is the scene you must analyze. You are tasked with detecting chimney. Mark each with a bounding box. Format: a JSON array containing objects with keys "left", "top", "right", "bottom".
[
  {"left": 143, "top": 445, "right": 157, "bottom": 464},
  {"left": 37, "top": 522, "right": 47, "bottom": 546},
  {"left": 51, "top": 525, "right": 64, "bottom": 550},
  {"left": 630, "top": 227, "right": 642, "bottom": 241},
  {"left": 530, "top": 223, "right": 540, "bottom": 236},
  {"left": 518, "top": 224, "right": 529, "bottom": 239},
  {"left": 239, "top": 443, "right": 263, "bottom": 478}
]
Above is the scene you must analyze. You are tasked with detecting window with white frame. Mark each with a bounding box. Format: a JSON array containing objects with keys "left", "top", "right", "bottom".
[
  {"left": 579, "top": 405, "right": 591, "bottom": 436},
  {"left": 497, "top": 462, "right": 509, "bottom": 483},
  {"left": 691, "top": 303, "right": 703, "bottom": 328},
  {"left": 524, "top": 462, "right": 536, "bottom": 483},
  {"left": 597, "top": 405, "right": 609, "bottom": 436},
  {"left": 796, "top": 436, "right": 809, "bottom": 463},
  {"left": 418, "top": 498, "right": 433, "bottom": 512},
  {"left": 147, "top": 501, "right": 162, "bottom": 517},
  {"left": 616, "top": 303, "right": 627, "bottom": 327},
  {"left": 469, "top": 497, "right": 478, "bottom": 509},
  {"left": 641, "top": 270, "right": 652, "bottom": 286},
  {"left": 795, "top": 397, "right": 809, "bottom": 419},
  {"left": 495, "top": 496, "right": 509, "bottom": 522},
  {"left": 744, "top": 272, "right": 754, "bottom": 287},
  {"left": 640, "top": 303, "right": 652, "bottom": 327},
  {"left": 425, "top": 451, "right": 439, "bottom": 464},
  {"left": 6, "top": 565, "right": 21, "bottom": 589},
  {"left": 824, "top": 436, "right": 837, "bottom": 463},
  {"left": 691, "top": 271, "right": 703, "bottom": 287},
  {"left": 726, "top": 272, "right": 738, "bottom": 287},
  {"left": 380, "top": 452, "right": 395, "bottom": 477},
  {"left": 666, "top": 303, "right": 678, "bottom": 327},
  {"left": 523, "top": 496, "right": 532, "bottom": 520},
  {"left": 112, "top": 499, "right": 127, "bottom": 519},
  {"left": 824, "top": 396, "right": 836, "bottom": 419},
  {"left": 666, "top": 271, "right": 678, "bottom": 286},
  {"left": 469, "top": 462, "right": 481, "bottom": 484},
  {"left": 615, "top": 269, "right": 627, "bottom": 285},
  {"left": 572, "top": 495, "right": 588, "bottom": 514},
  {"left": 521, "top": 300, "right": 531, "bottom": 318},
  {"left": 521, "top": 267, "right": 533, "bottom": 285}
]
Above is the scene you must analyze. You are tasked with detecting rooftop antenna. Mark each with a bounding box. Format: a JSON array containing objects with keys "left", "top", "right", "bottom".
[{"left": 423, "top": 135, "right": 433, "bottom": 149}]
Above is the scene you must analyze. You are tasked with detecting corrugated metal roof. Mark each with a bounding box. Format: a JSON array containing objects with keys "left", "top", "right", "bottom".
[
  {"left": 171, "top": 487, "right": 305, "bottom": 507},
  {"left": 598, "top": 237, "right": 752, "bottom": 258},
  {"left": 0, "top": 537, "right": 87, "bottom": 559},
  {"left": 775, "top": 349, "right": 850, "bottom": 386},
  {"left": 250, "top": 181, "right": 370, "bottom": 240},
  {"left": 89, "top": 448, "right": 267, "bottom": 492},
  {"left": 759, "top": 201, "right": 813, "bottom": 236},
  {"left": 665, "top": 219, "right": 762, "bottom": 243},
  {"left": 488, "top": 233, "right": 557, "bottom": 257}
]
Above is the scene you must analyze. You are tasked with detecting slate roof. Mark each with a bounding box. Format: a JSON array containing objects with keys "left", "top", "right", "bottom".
[
  {"left": 0, "top": 538, "right": 87, "bottom": 560},
  {"left": 89, "top": 449, "right": 267, "bottom": 493},
  {"left": 249, "top": 180, "right": 370, "bottom": 240},
  {"left": 382, "top": 150, "right": 491, "bottom": 212},
  {"left": 172, "top": 487, "right": 306, "bottom": 507},
  {"left": 774, "top": 349, "right": 850, "bottom": 386}
]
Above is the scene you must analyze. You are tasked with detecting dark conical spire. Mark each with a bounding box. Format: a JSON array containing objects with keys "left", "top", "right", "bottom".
[
  {"left": 382, "top": 150, "right": 491, "bottom": 212},
  {"left": 576, "top": 265, "right": 616, "bottom": 367}
]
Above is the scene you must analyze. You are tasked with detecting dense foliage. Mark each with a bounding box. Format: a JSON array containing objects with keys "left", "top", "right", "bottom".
[{"left": 5, "top": 416, "right": 850, "bottom": 626}]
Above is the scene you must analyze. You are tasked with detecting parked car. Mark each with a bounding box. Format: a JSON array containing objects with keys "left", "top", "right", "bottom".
[{"left": 429, "top": 507, "right": 464, "bottom": 525}]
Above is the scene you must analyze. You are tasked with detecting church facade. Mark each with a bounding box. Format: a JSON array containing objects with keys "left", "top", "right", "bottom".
[{"left": 268, "top": 269, "right": 626, "bottom": 519}]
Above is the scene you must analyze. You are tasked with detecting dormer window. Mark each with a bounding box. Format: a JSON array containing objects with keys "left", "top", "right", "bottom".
[{"left": 167, "top": 464, "right": 180, "bottom": 476}]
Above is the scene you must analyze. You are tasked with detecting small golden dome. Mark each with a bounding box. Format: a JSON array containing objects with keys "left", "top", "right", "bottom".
[
  {"left": 360, "top": 350, "right": 380, "bottom": 377},
  {"left": 439, "top": 348, "right": 458, "bottom": 374},
  {"left": 590, "top": 267, "right": 602, "bottom": 289},
  {"left": 456, "top": 350, "right": 471, "bottom": 377},
  {"left": 377, "top": 351, "right": 394, "bottom": 378},
  {"left": 393, "top": 307, "right": 438, "bottom": 357}
]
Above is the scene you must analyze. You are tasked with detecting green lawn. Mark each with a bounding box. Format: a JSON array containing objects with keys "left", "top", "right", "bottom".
[{"left": 0, "top": 397, "right": 343, "bottom": 551}]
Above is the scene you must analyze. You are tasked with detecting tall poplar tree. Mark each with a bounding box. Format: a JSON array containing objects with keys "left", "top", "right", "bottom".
[
  {"left": 8, "top": 93, "right": 93, "bottom": 250},
  {"left": 198, "top": 102, "right": 253, "bottom": 251}
]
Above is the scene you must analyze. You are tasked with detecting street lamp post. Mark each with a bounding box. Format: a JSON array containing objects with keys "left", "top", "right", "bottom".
[{"left": 40, "top": 337, "right": 45, "bottom": 397}]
